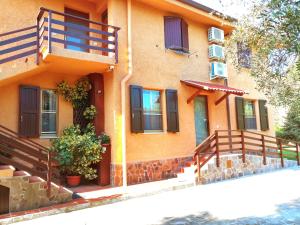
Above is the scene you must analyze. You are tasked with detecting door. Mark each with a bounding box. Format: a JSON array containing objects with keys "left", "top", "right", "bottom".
[
  {"left": 19, "top": 86, "right": 40, "bottom": 138},
  {"left": 64, "top": 8, "right": 89, "bottom": 52},
  {"left": 101, "top": 10, "right": 108, "bottom": 56},
  {"left": 0, "top": 185, "right": 9, "bottom": 214},
  {"left": 194, "top": 96, "right": 209, "bottom": 145}
]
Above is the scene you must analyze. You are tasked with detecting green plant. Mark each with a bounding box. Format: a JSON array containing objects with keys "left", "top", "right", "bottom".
[
  {"left": 56, "top": 78, "right": 91, "bottom": 109},
  {"left": 100, "top": 132, "right": 111, "bottom": 144},
  {"left": 83, "top": 105, "right": 97, "bottom": 121},
  {"left": 50, "top": 124, "right": 104, "bottom": 180}
]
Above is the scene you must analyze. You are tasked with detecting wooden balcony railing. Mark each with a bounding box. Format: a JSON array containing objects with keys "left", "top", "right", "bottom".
[
  {"left": 194, "top": 130, "right": 300, "bottom": 180},
  {"left": 0, "top": 125, "right": 59, "bottom": 197},
  {"left": 0, "top": 7, "right": 120, "bottom": 66}
]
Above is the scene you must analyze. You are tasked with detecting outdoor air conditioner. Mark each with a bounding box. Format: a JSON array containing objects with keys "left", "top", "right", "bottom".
[
  {"left": 208, "top": 44, "right": 225, "bottom": 60},
  {"left": 208, "top": 27, "right": 224, "bottom": 43},
  {"left": 210, "top": 62, "right": 228, "bottom": 80}
]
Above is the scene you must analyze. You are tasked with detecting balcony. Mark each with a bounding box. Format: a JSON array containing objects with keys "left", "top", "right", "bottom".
[{"left": 0, "top": 8, "right": 120, "bottom": 83}]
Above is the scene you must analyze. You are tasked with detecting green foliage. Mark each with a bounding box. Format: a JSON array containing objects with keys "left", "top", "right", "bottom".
[
  {"left": 226, "top": 0, "right": 300, "bottom": 107},
  {"left": 278, "top": 103, "right": 300, "bottom": 142},
  {"left": 100, "top": 132, "right": 111, "bottom": 144},
  {"left": 50, "top": 124, "right": 104, "bottom": 180},
  {"left": 83, "top": 105, "right": 97, "bottom": 121},
  {"left": 56, "top": 78, "right": 91, "bottom": 109}
]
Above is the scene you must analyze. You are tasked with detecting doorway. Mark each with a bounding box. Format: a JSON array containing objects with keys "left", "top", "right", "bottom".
[
  {"left": 194, "top": 96, "right": 209, "bottom": 146},
  {"left": 64, "top": 8, "right": 89, "bottom": 52}
]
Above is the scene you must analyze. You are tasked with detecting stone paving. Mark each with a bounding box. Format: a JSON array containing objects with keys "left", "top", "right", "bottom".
[{"left": 11, "top": 167, "right": 300, "bottom": 225}]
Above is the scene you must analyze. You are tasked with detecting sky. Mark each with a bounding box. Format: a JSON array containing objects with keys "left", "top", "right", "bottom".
[{"left": 194, "top": 0, "right": 252, "bottom": 18}]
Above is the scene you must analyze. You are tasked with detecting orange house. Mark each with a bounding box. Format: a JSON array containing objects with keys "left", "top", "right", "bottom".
[{"left": 0, "top": 0, "right": 275, "bottom": 188}]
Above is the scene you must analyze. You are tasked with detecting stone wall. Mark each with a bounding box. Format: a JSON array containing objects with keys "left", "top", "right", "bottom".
[
  {"left": 199, "top": 154, "right": 298, "bottom": 184},
  {"left": 0, "top": 176, "right": 72, "bottom": 213},
  {"left": 111, "top": 156, "right": 193, "bottom": 186}
]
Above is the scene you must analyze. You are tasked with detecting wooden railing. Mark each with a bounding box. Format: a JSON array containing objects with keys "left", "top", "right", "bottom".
[
  {"left": 194, "top": 130, "right": 300, "bottom": 180},
  {"left": 0, "top": 26, "right": 37, "bottom": 64},
  {"left": 0, "top": 125, "right": 59, "bottom": 196},
  {"left": 0, "top": 7, "right": 120, "bottom": 65}
]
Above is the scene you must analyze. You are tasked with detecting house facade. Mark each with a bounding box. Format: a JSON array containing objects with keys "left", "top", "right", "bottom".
[{"left": 0, "top": 0, "right": 275, "bottom": 187}]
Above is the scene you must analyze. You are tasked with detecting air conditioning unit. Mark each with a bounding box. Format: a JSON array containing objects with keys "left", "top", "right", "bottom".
[
  {"left": 208, "top": 44, "right": 224, "bottom": 60},
  {"left": 210, "top": 62, "right": 228, "bottom": 80},
  {"left": 208, "top": 27, "right": 224, "bottom": 43}
]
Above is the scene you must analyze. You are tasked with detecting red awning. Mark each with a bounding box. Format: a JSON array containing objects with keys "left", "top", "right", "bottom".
[{"left": 181, "top": 80, "right": 247, "bottom": 95}]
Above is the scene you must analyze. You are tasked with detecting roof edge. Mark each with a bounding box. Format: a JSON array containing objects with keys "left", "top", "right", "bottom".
[{"left": 176, "top": 0, "right": 238, "bottom": 22}]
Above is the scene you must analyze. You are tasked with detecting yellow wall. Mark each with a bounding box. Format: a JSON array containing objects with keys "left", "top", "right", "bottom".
[
  {"left": 0, "top": 72, "right": 83, "bottom": 146},
  {"left": 123, "top": 0, "right": 275, "bottom": 163},
  {"left": 0, "top": 0, "right": 276, "bottom": 165}
]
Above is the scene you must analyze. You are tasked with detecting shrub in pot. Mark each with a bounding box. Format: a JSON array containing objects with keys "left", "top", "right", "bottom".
[{"left": 50, "top": 124, "right": 104, "bottom": 187}]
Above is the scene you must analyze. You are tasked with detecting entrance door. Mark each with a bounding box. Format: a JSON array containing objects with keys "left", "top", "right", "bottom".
[
  {"left": 64, "top": 8, "right": 89, "bottom": 52},
  {"left": 194, "top": 96, "right": 209, "bottom": 146}
]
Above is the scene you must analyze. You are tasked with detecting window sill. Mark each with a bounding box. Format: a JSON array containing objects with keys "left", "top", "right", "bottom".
[
  {"left": 143, "top": 131, "right": 164, "bottom": 134},
  {"left": 166, "top": 48, "right": 189, "bottom": 56},
  {"left": 40, "top": 135, "right": 57, "bottom": 139}
]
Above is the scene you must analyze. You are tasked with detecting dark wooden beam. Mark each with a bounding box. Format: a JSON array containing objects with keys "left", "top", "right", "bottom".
[
  {"left": 187, "top": 89, "right": 212, "bottom": 104},
  {"left": 187, "top": 89, "right": 202, "bottom": 104},
  {"left": 215, "top": 93, "right": 230, "bottom": 105}
]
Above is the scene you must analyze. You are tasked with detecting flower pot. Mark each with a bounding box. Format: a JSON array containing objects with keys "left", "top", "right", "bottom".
[{"left": 66, "top": 175, "right": 81, "bottom": 187}]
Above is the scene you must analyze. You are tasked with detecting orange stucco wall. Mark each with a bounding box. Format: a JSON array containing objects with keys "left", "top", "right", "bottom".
[{"left": 0, "top": 0, "right": 276, "bottom": 166}]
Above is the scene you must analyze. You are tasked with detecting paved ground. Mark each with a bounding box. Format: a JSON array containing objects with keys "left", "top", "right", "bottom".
[{"left": 15, "top": 167, "right": 300, "bottom": 225}]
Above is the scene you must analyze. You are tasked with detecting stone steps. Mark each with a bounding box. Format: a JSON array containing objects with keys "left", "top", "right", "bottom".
[
  {"left": 0, "top": 165, "right": 15, "bottom": 177},
  {"left": 0, "top": 164, "right": 73, "bottom": 213}
]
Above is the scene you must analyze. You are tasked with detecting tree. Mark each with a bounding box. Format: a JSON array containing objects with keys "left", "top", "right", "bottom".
[
  {"left": 277, "top": 102, "right": 300, "bottom": 141},
  {"left": 226, "top": 0, "right": 300, "bottom": 107}
]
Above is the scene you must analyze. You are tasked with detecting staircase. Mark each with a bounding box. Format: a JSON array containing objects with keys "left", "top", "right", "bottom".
[
  {"left": 0, "top": 125, "right": 72, "bottom": 213},
  {"left": 0, "top": 165, "right": 72, "bottom": 213},
  {"left": 177, "top": 130, "right": 300, "bottom": 184}
]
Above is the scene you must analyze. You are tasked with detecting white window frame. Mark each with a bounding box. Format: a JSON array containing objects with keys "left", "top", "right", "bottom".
[
  {"left": 40, "top": 89, "right": 58, "bottom": 137},
  {"left": 142, "top": 89, "right": 163, "bottom": 133}
]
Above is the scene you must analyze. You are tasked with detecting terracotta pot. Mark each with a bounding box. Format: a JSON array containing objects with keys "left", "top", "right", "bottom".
[{"left": 66, "top": 175, "right": 81, "bottom": 187}]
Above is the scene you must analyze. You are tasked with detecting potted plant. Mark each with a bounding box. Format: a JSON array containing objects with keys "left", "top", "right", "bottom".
[
  {"left": 100, "top": 132, "right": 111, "bottom": 148},
  {"left": 50, "top": 124, "right": 104, "bottom": 187}
]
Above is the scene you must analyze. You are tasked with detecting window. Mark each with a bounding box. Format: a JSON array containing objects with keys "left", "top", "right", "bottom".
[
  {"left": 41, "top": 90, "right": 57, "bottom": 136},
  {"left": 237, "top": 42, "right": 251, "bottom": 68},
  {"left": 143, "top": 90, "right": 163, "bottom": 132},
  {"left": 130, "top": 86, "right": 179, "bottom": 133},
  {"left": 244, "top": 100, "right": 257, "bottom": 129},
  {"left": 164, "top": 16, "right": 189, "bottom": 53}
]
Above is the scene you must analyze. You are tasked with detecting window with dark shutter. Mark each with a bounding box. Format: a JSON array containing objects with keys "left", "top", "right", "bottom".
[
  {"left": 19, "top": 86, "right": 40, "bottom": 137},
  {"left": 164, "top": 16, "right": 189, "bottom": 53},
  {"left": 259, "top": 99, "right": 269, "bottom": 131},
  {"left": 130, "top": 85, "right": 144, "bottom": 133},
  {"left": 235, "top": 97, "right": 245, "bottom": 130},
  {"left": 166, "top": 89, "right": 179, "bottom": 132},
  {"left": 237, "top": 42, "right": 251, "bottom": 68}
]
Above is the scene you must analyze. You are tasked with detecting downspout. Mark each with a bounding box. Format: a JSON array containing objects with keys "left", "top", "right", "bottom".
[{"left": 120, "top": 0, "right": 132, "bottom": 188}]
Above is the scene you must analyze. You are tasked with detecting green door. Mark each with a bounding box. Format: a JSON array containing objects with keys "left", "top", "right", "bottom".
[{"left": 194, "top": 96, "right": 209, "bottom": 146}]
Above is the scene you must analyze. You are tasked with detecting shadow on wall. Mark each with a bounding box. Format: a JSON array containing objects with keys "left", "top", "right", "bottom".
[{"left": 160, "top": 198, "right": 300, "bottom": 225}]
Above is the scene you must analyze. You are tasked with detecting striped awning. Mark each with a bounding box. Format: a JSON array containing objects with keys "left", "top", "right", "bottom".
[{"left": 181, "top": 80, "right": 247, "bottom": 95}]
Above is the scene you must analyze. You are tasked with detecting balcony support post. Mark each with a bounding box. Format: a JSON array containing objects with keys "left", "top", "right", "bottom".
[
  {"left": 115, "top": 29, "right": 119, "bottom": 64},
  {"left": 48, "top": 11, "right": 52, "bottom": 53}
]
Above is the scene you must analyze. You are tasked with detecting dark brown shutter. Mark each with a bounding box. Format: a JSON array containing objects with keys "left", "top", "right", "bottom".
[
  {"left": 19, "top": 86, "right": 40, "bottom": 137},
  {"left": 259, "top": 99, "right": 269, "bottom": 131},
  {"left": 166, "top": 89, "right": 179, "bottom": 132},
  {"left": 181, "top": 19, "right": 189, "bottom": 52},
  {"left": 235, "top": 97, "right": 245, "bottom": 130},
  {"left": 130, "top": 85, "right": 144, "bottom": 133},
  {"left": 164, "top": 17, "right": 182, "bottom": 50}
]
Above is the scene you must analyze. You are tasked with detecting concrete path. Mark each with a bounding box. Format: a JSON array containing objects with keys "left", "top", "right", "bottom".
[{"left": 14, "top": 167, "right": 300, "bottom": 225}]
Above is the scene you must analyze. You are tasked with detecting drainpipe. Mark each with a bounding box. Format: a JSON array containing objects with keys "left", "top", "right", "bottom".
[{"left": 120, "top": 0, "right": 132, "bottom": 188}]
